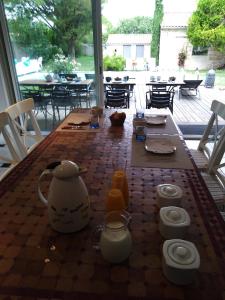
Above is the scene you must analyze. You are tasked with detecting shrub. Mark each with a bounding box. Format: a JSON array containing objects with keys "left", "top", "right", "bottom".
[
  {"left": 103, "top": 55, "right": 126, "bottom": 71},
  {"left": 45, "top": 53, "right": 76, "bottom": 74}
]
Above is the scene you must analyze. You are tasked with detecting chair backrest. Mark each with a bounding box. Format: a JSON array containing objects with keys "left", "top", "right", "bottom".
[
  {"left": 105, "top": 90, "right": 128, "bottom": 108},
  {"left": 146, "top": 90, "right": 174, "bottom": 113},
  {"left": 5, "top": 98, "right": 43, "bottom": 154},
  {"left": 183, "top": 80, "right": 203, "bottom": 89},
  {"left": 198, "top": 100, "right": 225, "bottom": 184},
  {"left": 85, "top": 74, "right": 95, "bottom": 80},
  {"left": 0, "top": 111, "right": 26, "bottom": 163}
]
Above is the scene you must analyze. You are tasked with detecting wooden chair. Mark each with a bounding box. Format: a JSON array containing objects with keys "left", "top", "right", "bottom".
[
  {"left": 146, "top": 90, "right": 175, "bottom": 114},
  {"left": 105, "top": 90, "right": 129, "bottom": 109},
  {"left": 5, "top": 98, "right": 44, "bottom": 155},
  {"left": 187, "top": 100, "right": 225, "bottom": 213},
  {"left": 0, "top": 111, "right": 26, "bottom": 180},
  {"left": 189, "top": 100, "right": 225, "bottom": 170}
]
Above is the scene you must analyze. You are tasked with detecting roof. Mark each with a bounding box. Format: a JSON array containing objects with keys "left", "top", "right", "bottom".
[
  {"left": 107, "top": 34, "right": 151, "bottom": 45},
  {"left": 161, "top": 12, "right": 193, "bottom": 29}
]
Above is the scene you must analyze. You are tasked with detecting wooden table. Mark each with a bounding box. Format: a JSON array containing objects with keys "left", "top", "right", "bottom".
[{"left": 0, "top": 110, "right": 224, "bottom": 299}]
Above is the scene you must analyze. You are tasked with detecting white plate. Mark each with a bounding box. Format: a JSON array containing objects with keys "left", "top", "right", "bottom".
[
  {"left": 145, "top": 138, "right": 176, "bottom": 154},
  {"left": 145, "top": 115, "right": 167, "bottom": 125}
]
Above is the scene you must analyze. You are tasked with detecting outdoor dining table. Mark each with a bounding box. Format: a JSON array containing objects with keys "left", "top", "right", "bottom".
[
  {"left": 19, "top": 79, "right": 93, "bottom": 89},
  {"left": 0, "top": 109, "right": 224, "bottom": 299}
]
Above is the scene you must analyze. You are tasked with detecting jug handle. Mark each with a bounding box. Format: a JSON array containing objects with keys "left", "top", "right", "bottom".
[{"left": 38, "top": 169, "right": 52, "bottom": 205}]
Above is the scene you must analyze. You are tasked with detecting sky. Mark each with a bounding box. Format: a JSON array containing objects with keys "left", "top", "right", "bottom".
[{"left": 102, "top": 0, "right": 155, "bottom": 26}]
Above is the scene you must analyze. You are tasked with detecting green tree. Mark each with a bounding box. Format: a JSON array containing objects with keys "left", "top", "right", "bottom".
[
  {"left": 8, "top": 17, "right": 58, "bottom": 62},
  {"left": 187, "top": 0, "right": 225, "bottom": 52},
  {"left": 4, "top": 0, "right": 93, "bottom": 59},
  {"left": 112, "top": 16, "right": 153, "bottom": 34},
  {"left": 151, "top": 0, "right": 163, "bottom": 65}
]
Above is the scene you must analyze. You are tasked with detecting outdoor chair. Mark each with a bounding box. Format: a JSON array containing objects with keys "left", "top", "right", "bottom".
[
  {"left": 111, "top": 83, "right": 133, "bottom": 106},
  {"left": 5, "top": 98, "right": 44, "bottom": 157},
  {"left": 85, "top": 73, "right": 95, "bottom": 80},
  {"left": 146, "top": 90, "right": 175, "bottom": 114},
  {"left": 105, "top": 90, "right": 129, "bottom": 109},
  {"left": 68, "top": 84, "right": 91, "bottom": 108},
  {"left": 22, "top": 88, "right": 52, "bottom": 124},
  {"left": 187, "top": 100, "right": 225, "bottom": 212},
  {"left": 179, "top": 79, "right": 202, "bottom": 99},
  {"left": 51, "top": 89, "right": 74, "bottom": 120}
]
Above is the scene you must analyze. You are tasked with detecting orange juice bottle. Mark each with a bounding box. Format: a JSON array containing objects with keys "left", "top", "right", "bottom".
[
  {"left": 112, "top": 170, "right": 129, "bottom": 208},
  {"left": 106, "top": 188, "right": 126, "bottom": 212}
]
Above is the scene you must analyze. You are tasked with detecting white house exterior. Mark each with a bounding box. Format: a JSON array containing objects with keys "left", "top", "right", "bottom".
[
  {"left": 104, "top": 34, "right": 152, "bottom": 70},
  {"left": 159, "top": 0, "right": 225, "bottom": 70}
]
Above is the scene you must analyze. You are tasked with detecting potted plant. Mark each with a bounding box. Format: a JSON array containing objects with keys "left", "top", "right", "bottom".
[{"left": 178, "top": 50, "right": 187, "bottom": 68}]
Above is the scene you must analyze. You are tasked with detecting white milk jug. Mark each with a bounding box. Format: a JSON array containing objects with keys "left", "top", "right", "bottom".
[
  {"left": 38, "top": 160, "right": 90, "bottom": 233},
  {"left": 98, "top": 211, "right": 132, "bottom": 263}
]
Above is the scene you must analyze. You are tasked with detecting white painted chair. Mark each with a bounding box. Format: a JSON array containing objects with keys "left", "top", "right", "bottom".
[
  {"left": 188, "top": 100, "right": 225, "bottom": 214},
  {"left": 0, "top": 111, "right": 26, "bottom": 180},
  {"left": 5, "top": 98, "right": 44, "bottom": 155},
  {"left": 189, "top": 100, "right": 225, "bottom": 171}
]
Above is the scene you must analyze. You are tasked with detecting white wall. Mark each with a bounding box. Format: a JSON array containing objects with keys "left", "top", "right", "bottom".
[
  {"left": 159, "top": 28, "right": 225, "bottom": 71},
  {"left": 104, "top": 44, "right": 151, "bottom": 70},
  {"left": 159, "top": 29, "right": 187, "bottom": 70}
]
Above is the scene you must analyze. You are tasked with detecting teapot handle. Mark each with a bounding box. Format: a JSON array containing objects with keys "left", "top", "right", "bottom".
[{"left": 38, "top": 169, "right": 52, "bottom": 205}]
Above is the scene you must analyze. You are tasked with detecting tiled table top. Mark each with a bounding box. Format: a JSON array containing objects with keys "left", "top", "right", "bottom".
[{"left": 0, "top": 112, "right": 224, "bottom": 299}]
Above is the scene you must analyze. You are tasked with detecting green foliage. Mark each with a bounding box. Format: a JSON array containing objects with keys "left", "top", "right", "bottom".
[
  {"left": 187, "top": 0, "right": 225, "bottom": 52},
  {"left": 103, "top": 55, "right": 126, "bottom": 71},
  {"left": 102, "top": 16, "right": 113, "bottom": 44},
  {"left": 4, "top": 0, "right": 93, "bottom": 60},
  {"left": 112, "top": 16, "right": 153, "bottom": 34},
  {"left": 8, "top": 17, "right": 58, "bottom": 62},
  {"left": 151, "top": 0, "right": 164, "bottom": 65},
  {"left": 45, "top": 52, "right": 76, "bottom": 74}
]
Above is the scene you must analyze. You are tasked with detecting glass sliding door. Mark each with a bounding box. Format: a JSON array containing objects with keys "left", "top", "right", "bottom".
[{"left": 2, "top": 0, "right": 102, "bottom": 131}]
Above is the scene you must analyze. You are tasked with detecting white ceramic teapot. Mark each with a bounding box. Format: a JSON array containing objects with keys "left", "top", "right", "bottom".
[{"left": 38, "top": 160, "right": 90, "bottom": 233}]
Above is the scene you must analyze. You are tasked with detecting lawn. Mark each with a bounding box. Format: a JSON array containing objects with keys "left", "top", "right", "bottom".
[
  {"left": 184, "top": 69, "right": 225, "bottom": 87},
  {"left": 76, "top": 56, "right": 95, "bottom": 71}
]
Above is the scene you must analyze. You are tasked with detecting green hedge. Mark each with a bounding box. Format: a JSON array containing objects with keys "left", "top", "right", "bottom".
[{"left": 103, "top": 55, "right": 126, "bottom": 71}]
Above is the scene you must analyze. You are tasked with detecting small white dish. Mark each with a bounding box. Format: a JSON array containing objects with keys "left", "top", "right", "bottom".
[
  {"left": 159, "top": 206, "right": 190, "bottom": 239},
  {"left": 145, "top": 115, "right": 167, "bottom": 125},
  {"left": 162, "top": 239, "right": 200, "bottom": 285},
  {"left": 145, "top": 138, "right": 176, "bottom": 154}
]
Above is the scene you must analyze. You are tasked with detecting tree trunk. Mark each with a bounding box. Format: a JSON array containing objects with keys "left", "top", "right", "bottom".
[{"left": 68, "top": 39, "right": 76, "bottom": 60}]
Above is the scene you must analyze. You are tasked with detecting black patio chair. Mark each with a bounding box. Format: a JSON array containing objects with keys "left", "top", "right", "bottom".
[
  {"left": 179, "top": 79, "right": 203, "bottom": 99},
  {"left": 51, "top": 89, "right": 73, "bottom": 121},
  {"left": 105, "top": 89, "right": 129, "bottom": 109},
  {"left": 146, "top": 90, "right": 175, "bottom": 114}
]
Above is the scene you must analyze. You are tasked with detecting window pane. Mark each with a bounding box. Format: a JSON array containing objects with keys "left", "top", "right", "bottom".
[
  {"left": 3, "top": 0, "right": 97, "bottom": 132},
  {"left": 192, "top": 46, "right": 208, "bottom": 56},
  {"left": 136, "top": 45, "right": 144, "bottom": 58},
  {"left": 123, "top": 45, "right": 131, "bottom": 58}
]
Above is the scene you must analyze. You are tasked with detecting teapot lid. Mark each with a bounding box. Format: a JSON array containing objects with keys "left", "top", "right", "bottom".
[
  {"left": 160, "top": 206, "right": 190, "bottom": 226},
  {"left": 157, "top": 184, "right": 183, "bottom": 198},
  {"left": 163, "top": 239, "right": 200, "bottom": 269},
  {"left": 53, "top": 160, "right": 80, "bottom": 179}
]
